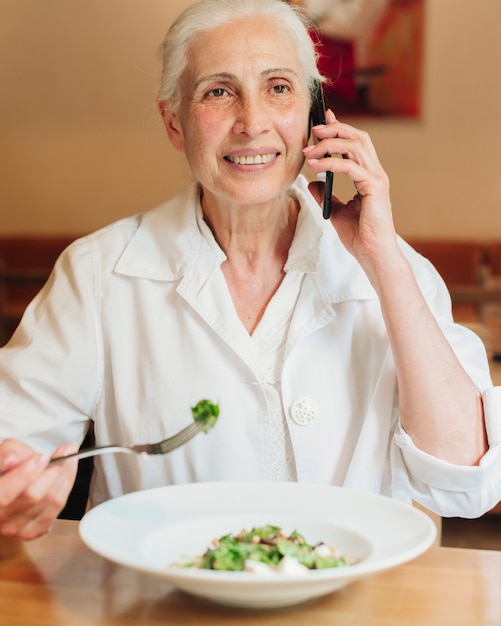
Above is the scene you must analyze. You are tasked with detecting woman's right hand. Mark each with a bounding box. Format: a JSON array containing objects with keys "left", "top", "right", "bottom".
[{"left": 0, "top": 439, "right": 79, "bottom": 540}]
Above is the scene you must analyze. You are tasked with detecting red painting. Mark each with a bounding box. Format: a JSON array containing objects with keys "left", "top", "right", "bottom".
[{"left": 290, "top": 0, "right": 424, "bottom": 118}]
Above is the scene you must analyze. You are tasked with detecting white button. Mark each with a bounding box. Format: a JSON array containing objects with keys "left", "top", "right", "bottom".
[{"left": 290, "top": 398, "right": 317, "bottom": 426}]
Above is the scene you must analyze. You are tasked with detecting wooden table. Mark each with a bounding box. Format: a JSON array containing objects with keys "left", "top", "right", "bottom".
[{"left": 1, "top": 520, "right": 500, "bottom": 625}]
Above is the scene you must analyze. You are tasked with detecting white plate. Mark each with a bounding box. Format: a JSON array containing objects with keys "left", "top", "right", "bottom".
[{"left": 79, "top": 482, "right": 436, "bottom": 609}]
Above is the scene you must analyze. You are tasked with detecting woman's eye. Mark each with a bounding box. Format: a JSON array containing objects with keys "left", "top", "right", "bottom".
[
  {"left": 207, "top": 87, "right": 228, "bottom": 98},
  {"left": 271, "top": 84, "right": 289, "bottom": 95}
]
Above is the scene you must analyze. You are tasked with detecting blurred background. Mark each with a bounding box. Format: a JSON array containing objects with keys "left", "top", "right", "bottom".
[{"left": 0, "top": 0, "right": 500, "bottom": 239}]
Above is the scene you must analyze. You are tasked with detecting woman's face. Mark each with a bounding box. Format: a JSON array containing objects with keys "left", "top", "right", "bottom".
[{"left": 164, "top": 16, "right": 311, "bottom": 209}]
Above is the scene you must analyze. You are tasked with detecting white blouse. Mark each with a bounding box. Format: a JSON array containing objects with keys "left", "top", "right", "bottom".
[{"left": 1, "top": 176, "right": 500, "bottom": 517}]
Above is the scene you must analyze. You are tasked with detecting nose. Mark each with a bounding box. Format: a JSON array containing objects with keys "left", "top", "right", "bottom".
[{"left": 232, "top": 94, "right": 270, "bottom": 137}]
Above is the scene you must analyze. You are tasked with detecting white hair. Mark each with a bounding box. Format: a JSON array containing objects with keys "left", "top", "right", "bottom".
[{"left": 157, "top": 0, "right": 322, "bottom": 112}]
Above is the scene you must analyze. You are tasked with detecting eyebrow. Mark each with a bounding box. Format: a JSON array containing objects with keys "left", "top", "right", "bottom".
[
  {"left": 193, "top": 67, "right": 301, "bottom": 91},
  {"left": 193, "top": 72, "right": 235, "bottom": 91}
]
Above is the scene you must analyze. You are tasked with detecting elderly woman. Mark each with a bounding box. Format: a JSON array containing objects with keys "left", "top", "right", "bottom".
[{"left": 0, "top": 0, "right": 500, "bottom": 540}]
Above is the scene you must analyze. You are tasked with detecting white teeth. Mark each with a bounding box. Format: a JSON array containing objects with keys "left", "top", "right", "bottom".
[{"left": 227, "top": 153, "right": 276, "bottom": 165}]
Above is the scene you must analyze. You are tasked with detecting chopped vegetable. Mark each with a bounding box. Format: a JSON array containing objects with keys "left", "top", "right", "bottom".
[
  {"left": 191, "top": 399, "right": 219, "bottom": 433},
  {"left": 177, "top": 525, "right": 357, "bottom": 573}
]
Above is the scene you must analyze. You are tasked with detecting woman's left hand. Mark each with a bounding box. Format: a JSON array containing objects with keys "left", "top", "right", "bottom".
[{"left": 303, "top": 110, "right": 396, "bottom": 274}]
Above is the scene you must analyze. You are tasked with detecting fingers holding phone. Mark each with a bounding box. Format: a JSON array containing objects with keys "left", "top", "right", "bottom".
[{"left": 304, "top": 107, "right": 396, "bottom": 266}]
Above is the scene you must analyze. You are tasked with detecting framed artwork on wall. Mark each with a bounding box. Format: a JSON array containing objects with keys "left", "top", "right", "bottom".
[{"left": 289, "top": 0, "right": 424, "bottom": 118}]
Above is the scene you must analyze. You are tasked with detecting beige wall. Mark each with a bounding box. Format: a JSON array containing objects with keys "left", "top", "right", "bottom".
[{"left": 1, "top": 0, "right": 500, "bottom": 238}]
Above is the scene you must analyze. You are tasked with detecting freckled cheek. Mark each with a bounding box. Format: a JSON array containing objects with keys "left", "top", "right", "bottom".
[
  {"left": 186, "top": 113, "right": 232, "bottom": 153},
  {"left": 280, "top": 111, "right": 310, "bottom": 150}
]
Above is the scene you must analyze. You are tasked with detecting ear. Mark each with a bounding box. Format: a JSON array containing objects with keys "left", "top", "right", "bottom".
[{"left": 157, "top": 99, "right": 185, "bottom": 153}]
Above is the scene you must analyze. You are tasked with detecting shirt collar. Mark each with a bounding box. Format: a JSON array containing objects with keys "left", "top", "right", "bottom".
[
  {"left": 193, "top": 174, "right": 325, "bottom": 275},
  {"left": 114, "top": 175, "right": 376, "bottom": 302},
  {"left": 285, "top": 176, "right": 324, "bottom": 273}
]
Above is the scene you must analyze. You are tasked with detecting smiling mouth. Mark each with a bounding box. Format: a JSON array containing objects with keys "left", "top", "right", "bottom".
[{"left": 225, "top": 153, "right": 278, "bottom": 165}]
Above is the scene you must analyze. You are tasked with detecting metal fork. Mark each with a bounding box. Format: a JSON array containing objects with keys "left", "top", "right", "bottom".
[{"left": 49, "top": 421, "right": 204, "bottom": 465}]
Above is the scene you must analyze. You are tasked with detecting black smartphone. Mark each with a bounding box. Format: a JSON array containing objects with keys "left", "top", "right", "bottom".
[{"left": 310, "top": 80, "right": 333, "bottom": 220}]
